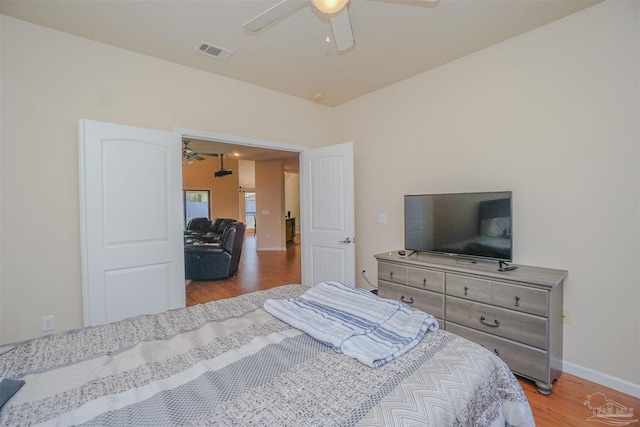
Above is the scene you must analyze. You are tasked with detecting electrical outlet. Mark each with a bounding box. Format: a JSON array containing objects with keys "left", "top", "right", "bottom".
[
  {"left": 561, "top": 309, "right": 571, "bottom": 324},
  {"left": 42, "top": 315, "right": 55, "bottom": 332},
  {"left": 362, "top": 268, "right": 368, "bottom": 278}
]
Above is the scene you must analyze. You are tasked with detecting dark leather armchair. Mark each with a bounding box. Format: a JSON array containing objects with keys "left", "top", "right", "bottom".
[
  {"left": 185, "top": 217, "right": 211, "bottom": 236},
  {"left": 202, "top": 218, "right": 235, "bottom": 243},
  {"left": 185, "top": 221, "right": 246, "bottom": 280}
]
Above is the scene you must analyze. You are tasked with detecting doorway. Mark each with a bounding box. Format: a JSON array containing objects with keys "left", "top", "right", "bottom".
[
  {"left": 176, "top": 127, "right": 356, "bottom": 289},
  {"left": 79, "top": 120, "right": 354, "bottom": 324},
  {"left": 243, "top": 191, "right": 256, "bottom": 234},
  {"left": 178, "top": 128, "right": 304, "bottom": 300}
]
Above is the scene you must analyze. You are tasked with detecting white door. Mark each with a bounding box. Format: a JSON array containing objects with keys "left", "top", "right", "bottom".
[
  {"left": 79, "top": 119, "right": 185, "bottom": 327},
  {"left": 300, "top": 142, "right": 355, "bottom": 286}
]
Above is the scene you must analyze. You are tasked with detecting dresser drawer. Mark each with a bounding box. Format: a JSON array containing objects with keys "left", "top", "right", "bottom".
[
  {"left": 446, "top": 296, "right": 548, "bottom": 349},
  {"left": 379, "top": 280, "right": 444, "bottom": 319},
  {"left": 408, "top": 267, "right": 444, "bottom": 293},
  {"left": 491, "top": 282, "right": 548, "bottom": 317},
  {"left": 378, "top": 262, "right": 408, "bottom": 284},
  {"left": 446, "top": 274, "right": 491, "bottom": 303},
  {"left": 446, "top": 323, "right": 548, "bottom": 382}
]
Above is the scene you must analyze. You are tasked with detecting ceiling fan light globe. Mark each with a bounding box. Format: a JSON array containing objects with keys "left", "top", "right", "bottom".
[{"left": 311, "top": 0, "right": 349, "bottom": 14}]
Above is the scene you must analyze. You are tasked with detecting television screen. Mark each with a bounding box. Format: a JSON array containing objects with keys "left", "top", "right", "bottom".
[{"left": 404, "top": 191, "right": 512, "bottom": 262}]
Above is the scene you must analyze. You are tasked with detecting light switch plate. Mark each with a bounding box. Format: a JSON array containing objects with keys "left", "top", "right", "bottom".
[
  {"left": 377, "top": 213, "right": 387, "bottom": 224},
  {"left": 42, "top": 315, "right": 55, "bottom": 331}
]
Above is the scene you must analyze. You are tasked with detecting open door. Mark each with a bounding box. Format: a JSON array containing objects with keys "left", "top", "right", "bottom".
[
  {"left": 300, "top": 142, "right": 356, "bottom": 286},
  {"left": 79, "top": 120, "right": 185, "bottom": 327}
]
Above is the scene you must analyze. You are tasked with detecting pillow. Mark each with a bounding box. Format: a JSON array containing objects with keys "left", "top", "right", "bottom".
[
  {"left": 481, "top": 217, "right": 511, "bottom": 237},
  {"left": 0, "top": 377, "right": 24, "bottom": 409}
]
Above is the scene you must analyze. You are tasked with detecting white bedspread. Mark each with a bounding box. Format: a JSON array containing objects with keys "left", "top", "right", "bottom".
[{"left": 264, "top": 281, "right": 439, "bottom": 367}]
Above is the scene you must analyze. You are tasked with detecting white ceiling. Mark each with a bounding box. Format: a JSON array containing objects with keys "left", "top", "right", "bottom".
[
  {"left": 0, "top": 0, "right": 602, "bottom": 108},
  {"left": 185, "top": 138, "right": 301, "bottom": 172}
]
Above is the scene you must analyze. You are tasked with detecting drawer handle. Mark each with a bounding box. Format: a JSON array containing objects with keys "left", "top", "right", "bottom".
[
  {"left": 515, "top": 296, "right": 520, "bottom": 307},
  {"left": 389, "top": 271, "right": 394, "bottom": 279},
  {"left": 423, "top": 278, "right": 427, "bottom": 287},
  {"left": 494, "top": 348, "right": 501, "bottom": 356},
  {"left": 464, "top": 286, "right": 468, "bottom": 296},
  {"left": 480, "top": 316, "right": 500, "bottom": 327},
  {"left": 401, "top": 295, "right": 414, "bottom": 304}
]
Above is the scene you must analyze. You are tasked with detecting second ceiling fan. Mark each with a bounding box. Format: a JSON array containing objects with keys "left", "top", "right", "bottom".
[
  {"left": 182, "top": 139, "right": 233, "bottom": 177},
  {"left": 244, "top": 0, "right": 437, "bottom": 52}
]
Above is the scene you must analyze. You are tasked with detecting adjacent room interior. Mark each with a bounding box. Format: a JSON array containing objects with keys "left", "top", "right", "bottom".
[{"left": 181, "top": 138, "right": 302, "bottom": 301}]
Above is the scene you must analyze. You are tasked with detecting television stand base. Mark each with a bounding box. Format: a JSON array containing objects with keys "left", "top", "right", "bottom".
[
  {"left": 455, "top": 258, "right": 477, "bottom": 265},
  {"left": 498, "top": 261, "right": 518, "bottom": 272}
]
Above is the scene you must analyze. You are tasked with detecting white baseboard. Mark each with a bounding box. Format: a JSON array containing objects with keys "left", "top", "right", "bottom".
[
  {"left": 563, "top": 361, "right": 640, "bottom": 398},
  {"left": 256, "top": 247, "right": 287, "bottom": 251}
]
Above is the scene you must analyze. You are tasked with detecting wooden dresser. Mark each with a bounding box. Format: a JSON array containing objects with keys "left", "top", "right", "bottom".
[{"left": 375, "top": 251, "right": 567, "bottom": 395}]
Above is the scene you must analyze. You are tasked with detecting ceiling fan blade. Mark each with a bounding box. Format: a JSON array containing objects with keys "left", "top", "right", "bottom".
[
  {"left": 330, "top": 7, "right": 354, "bottom": 52},
  {"left": 198, "top": 153, "right": 219, "bottom": 157},
  {"left": 244, "top": 0, "right": 307, "bottom": 32}
]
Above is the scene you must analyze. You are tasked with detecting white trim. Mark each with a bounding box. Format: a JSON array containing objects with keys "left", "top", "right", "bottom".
[
  {"left": 173, "top": 127, "right": 308, "bottom": 153},
  {"left": 563, "top": 361, "right": 640, "bottom": 398},
  {"left": 77, "top": 120, "right": 90, "bottom": 325},
  {"left": 257, "top": 247, "right": 287, "bottom": 251}
]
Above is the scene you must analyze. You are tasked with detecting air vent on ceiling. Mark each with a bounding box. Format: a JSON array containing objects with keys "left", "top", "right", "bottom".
[{"left": 195, "top": 41, "right": 234, "bottom": 61}]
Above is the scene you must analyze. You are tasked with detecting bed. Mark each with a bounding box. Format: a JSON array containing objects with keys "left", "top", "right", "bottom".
[{"left": 0, "top": 283, "right": 534, "bottom": 426}]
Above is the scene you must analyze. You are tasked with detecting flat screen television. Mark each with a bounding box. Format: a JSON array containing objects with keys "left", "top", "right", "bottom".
[{"left": 404, "top": 191, "right": 512, "bottom": 262}]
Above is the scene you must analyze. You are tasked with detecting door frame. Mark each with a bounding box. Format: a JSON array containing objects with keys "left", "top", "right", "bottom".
[
  {"left": 175, "top": 128, "right": 308, "bottom": 155},
  {"left": 174, "top": 127, "right": 309, "bottom": 277}
]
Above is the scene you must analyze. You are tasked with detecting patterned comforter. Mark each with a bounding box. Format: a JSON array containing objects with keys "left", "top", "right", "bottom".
[{"left": 0, "top": 285, "right": 534, "bottom": 426}]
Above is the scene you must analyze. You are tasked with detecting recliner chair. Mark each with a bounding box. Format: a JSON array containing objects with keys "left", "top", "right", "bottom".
[
  {"left": 184, "top": 221, "right": 246, "bottom": 280},
  {"left": 202, "top": 218, "right": 235, "bottom": 243},
  {"left": 185, "top": 217, "right": 211, "bottom": 236}
]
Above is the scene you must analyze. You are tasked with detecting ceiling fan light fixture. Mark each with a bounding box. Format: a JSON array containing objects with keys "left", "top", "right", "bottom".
[{"left": 311, "top": 0, "right": 349, "bottom": 14}]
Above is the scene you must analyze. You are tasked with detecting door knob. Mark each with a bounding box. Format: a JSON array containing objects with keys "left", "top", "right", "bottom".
[{"left": 339, "top": 237, "right": 352, "bottom": 244}]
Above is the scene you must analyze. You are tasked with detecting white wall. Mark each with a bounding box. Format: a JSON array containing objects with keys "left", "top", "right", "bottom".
[
  {"left": 0, "top": 15, "right": 332, "bottom": 343},
  {"left": 285, "top": 172, "right": 300, "bottom": 232},
  {"left": 238, "top": 159, "right": 256, "bottom": 190},
  {"left": 335, "top": 0, "right": 639, "bottom": 393},
  {"left": 0, "top": 15, "right": 3, "bottom": 334}
]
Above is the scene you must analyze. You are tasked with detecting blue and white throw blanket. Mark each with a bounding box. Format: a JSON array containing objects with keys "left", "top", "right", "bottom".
[{"left": 264, "top": 281, "right": 439, "bottom": 367}]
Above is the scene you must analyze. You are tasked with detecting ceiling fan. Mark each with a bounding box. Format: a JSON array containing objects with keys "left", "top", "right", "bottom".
[
  {"left": 182, "top": 139, "right": 218, "bottom": 164},
  {"left": 182, "top": 140, "right": 233, "bottom": 177},
  {"left": 244, "top": 0, "right": 438, "bottom": 52}
]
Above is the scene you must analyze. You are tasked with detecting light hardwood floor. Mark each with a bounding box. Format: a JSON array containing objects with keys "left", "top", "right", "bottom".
[
  {"left": 186, "top": 233, "right": 301, "bottom": 305},
  {"left": 186, "top": 235, "right": 640, "bottom": 426}
]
